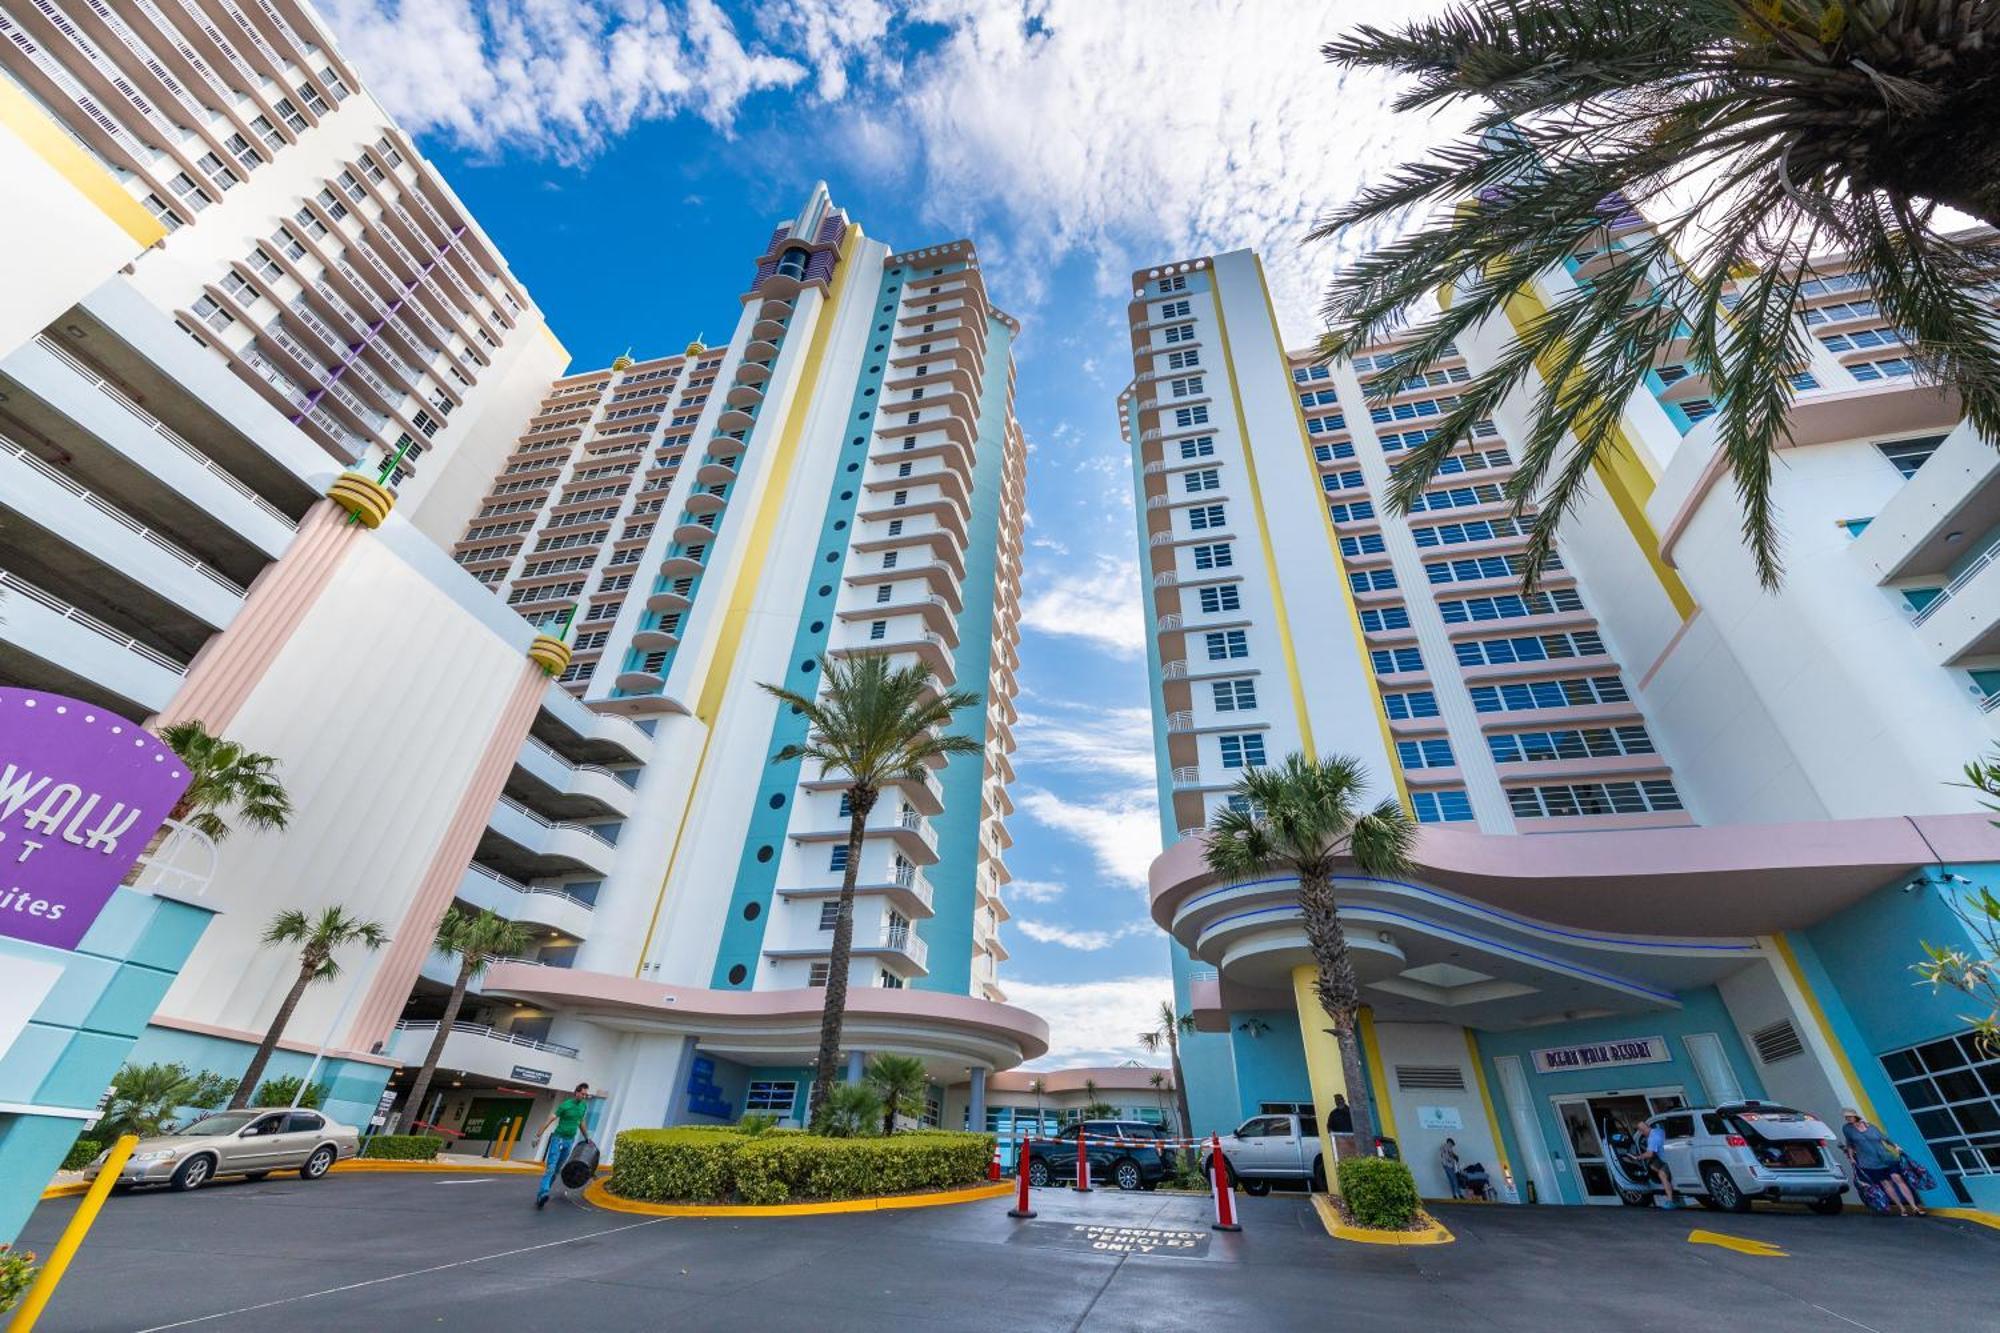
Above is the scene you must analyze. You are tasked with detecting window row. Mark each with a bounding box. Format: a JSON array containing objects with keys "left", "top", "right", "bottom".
[
  {"left": 1468, "top": 675, "right": 1630, "bottom": 713},
  {"left": 1487, "top": 724, "right": 1655, "bottom": 764},
  {"left": 1506, "top": 779, "right": 1682, "bottom": 819},
  {"left": 1438, "top": 587, "right": 1584, "bottom": 624},
  {"left": 1453, "top": 629, "right": 1606, "bottom": 667}
]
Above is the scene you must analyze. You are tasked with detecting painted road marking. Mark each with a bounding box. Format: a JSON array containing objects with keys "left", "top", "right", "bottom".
[
  {"left": 1687, "top": 1228, "right": 1787, "bottom": 1257},
  {"left": 433, "top": 1179, "right": 494, "bottom": 1186},
  {"left": 1010, "top": 1222, "right": 1211, "bottom": 1258},
  {"left": 133, "top": 1217, "right": 671, "bottom": 1330}
]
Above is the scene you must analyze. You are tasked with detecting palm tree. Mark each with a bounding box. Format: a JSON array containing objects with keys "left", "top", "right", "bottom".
[
  {"left": 1148, "top": 1072, "right": 1172, "bottom": 1133},
  {"left": 865, "top": 1053, "right": 928, "bottom": 1136},
  {"left": 1139, "top": 1001, "right": 1197, "bottom": 1138},
  {"left": 1314, "top": 2, "right": 2000, "bottom": 589},
  {"left": 1202, "top": 753, "right": 1417, "bottom": 1143},
  {"left": 230, "top": 906, "right": 388, "bottom": 1109},
  {"left": 401, "top": 908, "right": 532, "bottom": 1134},
  {"left": 96, "top": 1062, "right": 233, "bottom": 1140},
  {"left": 155, "top": 720, "right": 293, "bottom": 841},
  {"left": 761, "top": 652, "right": 982, "bottom": 1122},
  {"left": 1029, "top": 1076, "right": 1047, "bottom": 1136}
]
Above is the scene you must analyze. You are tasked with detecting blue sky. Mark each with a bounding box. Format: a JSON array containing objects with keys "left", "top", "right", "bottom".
[{"left": 324, "top": 0, "right": 1440, "bottom": 1064}]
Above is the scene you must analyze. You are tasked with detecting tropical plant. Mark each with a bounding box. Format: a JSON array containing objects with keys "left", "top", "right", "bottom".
[
  {"left": 737, "top": 1112, "right": 781, "bottom": 1138},
  {"left": 1148, "top": 1072, "right": 1173, "bottom": 1133},
  {"left": 1203, "top": 753, "right": 1418, "bottom": 1144},
  {"left": 1077, "top": 1078, "right": 1118, "bottom": 1120},
  {"left": 154, "top": 719, "right": 293, "bottom": 841},
  {"left": 1139, "top": 1001, "right": 1197, "bottom": 1137},
  {"left": 1028, "top": 1076, "right": 1047, "bottom": 1135},
  {"left": 94, "top": 1062, "right": 233, "bottom": 1140},
  {"left": 0, "top": 1245, "right": 36, "bottom": 1317},
  {"left": 864, "top": 1053, "right": 929, "bottom": 1137},
  {"left": 760, "top": 652, "right": 983, "bottom": 1121},
  {"left": 1916, "top": 751, "right": 2000, "bottom": 1052},
  {"left": 249, "top": 1074, "right": 328, "bottom": 1109},
  {"left": 400, "top": 908, "right": 533, "bottom": 1132},
  {"left": 230, "top": 906, "right": 388, "bottom": 1109},
  {"left": 1314, "top": 1, "right": 2000, "bottom": 590},
  {"left": 817, "top": 1082, "right": 884, "bottom": 1138}
]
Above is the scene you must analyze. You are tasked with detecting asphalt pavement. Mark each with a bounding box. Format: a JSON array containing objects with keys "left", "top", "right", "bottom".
[{"left": 15, "top": 1170, "right": 1999, "bottom": 1331}]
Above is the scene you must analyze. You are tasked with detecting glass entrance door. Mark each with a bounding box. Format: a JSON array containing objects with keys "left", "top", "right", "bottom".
[{"left": 1554, "top": 1092, "right": 1682, "bottom": 1202}]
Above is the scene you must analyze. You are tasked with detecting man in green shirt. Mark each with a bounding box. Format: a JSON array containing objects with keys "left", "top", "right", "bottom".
[{"left": 533, "top": 1082, "right": 593, "bottom": 1209}]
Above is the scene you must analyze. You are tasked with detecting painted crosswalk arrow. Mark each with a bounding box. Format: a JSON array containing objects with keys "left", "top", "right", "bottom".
[{"left": 1687, "top": 1228, "right": 1788, "bottom": 1257}]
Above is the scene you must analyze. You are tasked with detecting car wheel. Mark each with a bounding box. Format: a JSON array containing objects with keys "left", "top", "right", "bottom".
[
  {"left": 1027, "top": 1158, "right": 1051, "bottom": 1188},
  {"left": 1311, "top": 1158, "right": 1327, "bottom": 1193},
  {"left": 300, "top": 1145, "right": 336, "bottom": 1181},
  {"left": 169, "top": 1156, "right": 214, "bottom": 1192},
  {"left": 1808, "top": 1194, "right": 1846, "bottom": 1215},
  {"left": 1700, "top": 1165, "right": 1750, "bottom": 1213},
  {"left": 1242, "top": 1179, "right": 1271, "bottom": 1197},
  {"left": 1112, "top": 1158, "right": 1143, "bottom": 1192}
]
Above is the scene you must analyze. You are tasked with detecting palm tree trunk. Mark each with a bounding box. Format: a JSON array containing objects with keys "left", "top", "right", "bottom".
[
  {"left": 808, "top": 786, "right": 876, "bottom": 1124},
  {"left": 403, "top": 961, "right": 472, "bottom": 1136},
  {"left": 230, "top": 958, "right": 315, "bottom": 1109},
  {"left": 1296, "top": 870, "right": 1377, "bottom": 1144},
  {"left": 1167, "top": 1034, "right": 1194, "bottom": 1140}
]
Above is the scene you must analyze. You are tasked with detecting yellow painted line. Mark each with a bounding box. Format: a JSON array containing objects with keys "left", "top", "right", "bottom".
[
  {"left": 1309, "top": 1193, "right": 1454, "bottom": 1246},
  {"left": 1206, "top": 260, "right": 1317, "bottom": 758},
  {"left": 1688, "top": 1228, "right": 1787, "bottom": 1257},
  {"left": 1462, "top": 1029, "right": 1516, "bottom": 1194},
  {"left": 0, "top": 77, "right": 164, "bottom": 249},
  {"left": 1356, "top": 1006, "right": 1398, "bottom": 1137},
  {"left": 1934, "top": 1207, "right": 2000, "bottom": 1233},
  {"left": 1770, "top": 933, "right": 1880, "bottom": 1124},
  {"left": 581, "top": 1178, "right": 1010, "bottom": 1217},
  {"left": 633, "top": 226, "right": 863, "bottom": 968},
  {"left": 1245, "top": 257, "right": 1411, "bottom": 808}
]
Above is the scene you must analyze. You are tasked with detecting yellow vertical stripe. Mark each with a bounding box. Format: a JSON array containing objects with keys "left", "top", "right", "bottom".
[
  {"left": 1463, "top": 1029, "right": 1515, "bottom": 1187},
  {"left": 1207, "top": 261, "right": 1317, "bottom": 756},
  {"left": 633, "top": 228, "right": 863, "bottom": 970},
  {"left": 1770, "top": 934, "right": 1879, "bottom": 1122},
  {"left": 1357, "top": 1007, "right": 1397, "bottom": 1137},
  {"left": 1244, "top": 256, "right": 1412, "bottom": 809},
  {"left": 0, "top": 76, "right": 164, "bottom": 248}
]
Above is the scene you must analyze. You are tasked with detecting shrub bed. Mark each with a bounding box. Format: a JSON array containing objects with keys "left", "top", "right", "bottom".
[
  {"left": 359, "top": 1134, "right": 446, "bottom": 1161},
  {"left": 60, "top": 1139, "right": 102, "bottom": 1173},
  {"left": 1336, "top": 1156, "right": 1422, "bottom": 1230},
  {"left": 609, "top": 1127, "right": 993, "bottom": 1205}
]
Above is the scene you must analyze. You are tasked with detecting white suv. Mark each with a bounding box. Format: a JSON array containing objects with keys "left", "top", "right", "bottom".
[{"left": 1612, "top": 1101, "right": 1848, "bottom": 1213}]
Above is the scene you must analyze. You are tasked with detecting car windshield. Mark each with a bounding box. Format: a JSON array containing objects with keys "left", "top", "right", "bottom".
[{"left": 175, "top": 1112, "right": 260, "bottom": 1136}]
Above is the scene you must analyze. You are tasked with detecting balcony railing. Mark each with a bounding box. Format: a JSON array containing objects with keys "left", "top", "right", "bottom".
[
  {"left": 392, "top": 1018, "right": 578, "bottom": 1059},
  {"left": 1161, "top": 659, "right": 1188, "bottom": 679},
  {"left": 0, "top": 568, "right": 187, "bottom": 673},
  {"left": 1157, "top": 613, "right": 1182, "bottom": 632},
  {"left": 1982, "top": 692, "right": 2000, "bottom": 715},
  {"left": 1910, "top": 536, "right": 2000, "bottom": 627},
  {"left": 464, "top": 862, "right": 596, "bottom": 912},
  {"left": 524, "top": 735, "right": 635, "bottom": 786},
  {"left": 1166, "top": 710, "right": 1194, "bottom": 732},
  {"left": 34, "top": 336, "right": 297, "bottom": 529},
  {"left": 495, "top": 794, "right": 615, "bottom": 845},
  {"left": 1, "top": 433, "right": 247, "bottom": 596},
  {"left": 882, "top": 923, "right": 929, "bottom": 970},
  {"left": 1170, "top": 765, "right": 1203, "bottom": 788}
]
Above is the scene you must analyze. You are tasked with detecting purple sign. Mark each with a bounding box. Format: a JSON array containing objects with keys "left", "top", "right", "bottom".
[{"left": 0, "top": 689, "right": 192, "bottom": 950}]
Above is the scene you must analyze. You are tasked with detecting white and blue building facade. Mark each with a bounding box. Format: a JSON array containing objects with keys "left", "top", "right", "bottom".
[{"left": 1123, "top": 245, "right": 2000, "bottom": 1214}]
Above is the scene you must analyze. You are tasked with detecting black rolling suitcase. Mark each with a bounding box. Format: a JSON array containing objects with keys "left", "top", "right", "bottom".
[{"left": 559, "top": 1137, "right": 600, "bottom": 1188}]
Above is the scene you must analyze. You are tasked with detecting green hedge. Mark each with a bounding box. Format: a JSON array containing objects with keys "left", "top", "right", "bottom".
[
  {"left": 609, "top": 1128, "right": 994, "bottom": 1205},
  {"left": 60, "top": 1139, "right": 102, "bottom": 1173},
  {"left": 1336, "top": 1156, "right": 1422, "bottom": 1230},
  {"left": 360, "top": 1134, "right": 446, "bottom": 1161}
]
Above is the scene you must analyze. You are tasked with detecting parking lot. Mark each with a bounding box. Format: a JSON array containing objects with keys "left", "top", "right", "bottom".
[{"left": 16, "top": 1171, "right": 1999, "bottom": 1331}]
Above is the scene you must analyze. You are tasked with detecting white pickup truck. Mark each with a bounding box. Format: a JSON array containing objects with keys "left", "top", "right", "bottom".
[{"left": 1206, "top": 1113, "right": 1327, "bottom": 1194}]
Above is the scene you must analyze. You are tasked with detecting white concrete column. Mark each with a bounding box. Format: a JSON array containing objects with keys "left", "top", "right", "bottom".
[{"left": 968, "top": 1066, "right": 987, "bottom": 1131}]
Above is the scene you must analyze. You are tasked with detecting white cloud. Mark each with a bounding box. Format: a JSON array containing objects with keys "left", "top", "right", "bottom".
[
  {"left": 1006, "top": 878, "right": 1066, "bottom": 904},
  {"left": 1019, "top": 554, "right": 1145, "bottom": 658},
  {"left": 1012, "top": 698, "right": 1154, "bottom": 784},
  {"left": 1013, "top": 918, "right": 1151, "bottom": 951},
  {"left": 1004, "top": 975, "right": 1176, "bottom": 1069},
  {"left": 1017, "top": 786, "right": 1159, "bottom": 890}
]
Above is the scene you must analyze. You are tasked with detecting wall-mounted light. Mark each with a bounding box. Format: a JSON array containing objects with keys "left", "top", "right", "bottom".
[{"left": 1236, "top": 1018, "right": 1270, "bottom": 1039}]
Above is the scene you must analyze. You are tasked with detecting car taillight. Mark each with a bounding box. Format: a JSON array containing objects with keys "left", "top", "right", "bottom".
[{"left": 1726, "top": 1135, "right": 1748, "bottom": 1147}]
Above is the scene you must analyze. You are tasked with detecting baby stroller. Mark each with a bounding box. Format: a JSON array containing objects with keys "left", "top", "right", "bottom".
[{"left": 1457, "top": 1161, "right": 1493, "bottom": 1201}]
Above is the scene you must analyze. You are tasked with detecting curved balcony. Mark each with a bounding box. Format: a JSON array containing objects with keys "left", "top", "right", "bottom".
[
  {"left": 615, "top": 665, "right": 668, "bottom": 694},
  {"left": 659, "top": 553, "right": 706, "bottom": 579},
  {"left": 777, "top": 865, "right": 935, "bottom": 920},
  {"left": 487, "top": 795, "right": 617, "bottom": 875},
  {"left": 673, "top": 518, "right": 720, "bottom": 545},
  {"left": 724, "top": 382, "right": 764, "bottom": 410},
  {"left": 744, "top": 337, "right": 779, "bottom": 361},
  {"left": 827, "top": 630, "right": 955, "bottom": 683},
  {"left": 457, "top": 862, "right": 596, "bottom": 939},
  {"left": 716, "top": 406, "right": 754, "bottom": 433},
  {"left": 647, "top": 585, "right": 694, "bottom": 613},
  {"left": 517, "top": 736, "right": 636, "bottom": 817},
  {"left": 683, "top": 490, "right": 727, "bottom": 514},
  {"left": 759, "top": 298, "right": 794, "bottom": 322},
  {"left": 631, "top": 626, "right": 680, "bottom": 652},
  {"left": 386, "top": 1020, "right": 583, "bottom": 1086},
  {"left": 696, "top": 457, "right": 738, "bottom": 486},
  {"left": 791, "top": 807, "right": 941, "bottom": 866},
  {"left": 797, "top": 764, "right": 945, "bottom": 816},
  {"left": 838, "top": 594, "right": 959, "bottom": 645},
  {"left": 735, "top": 359, "right": 773, "bottom": 386},
  {"left": 750, "top": 316, "right": 787, "bottom": 341}
]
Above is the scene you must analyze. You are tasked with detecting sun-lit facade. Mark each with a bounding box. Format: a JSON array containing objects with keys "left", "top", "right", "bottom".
[{"left": 1122, "top": 244, "right": 2000, "bottom": 1211}]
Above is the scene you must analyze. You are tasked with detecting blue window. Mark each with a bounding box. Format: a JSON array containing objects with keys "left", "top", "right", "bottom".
[
  {"left": 1198, "top": 584, "right": 1242, "bottom": 614},
  {"left": 1340, "top": 533, "right": 1386, "bottom": 557},
  {"left": 1218, "top": 733, "right": 1267, "bottom": 769},
  {"left": 1381, "top": 689, "right": 1438, "bottom": 720},
  {"left": 1370, "top": 647, "right": 1424, "bottom": 675},
  {"left": 1313, "top": 440, "right": 1355, "bottom": 460},
  {"left": 1178, "top": 436, "right": 1216, "bottom": 459},
  {"left": 1183, "top": 469, "right": 1221, "bottom": 492},
  {"left": 1328, "top": 500, "right": 1376, "bottom": 523},
  {"left": 1212, "top": 679, "right": 1257, "bottom": 711},
  {"left": 1205, "top": 630, "right": 1249, "bottom": 660},
  {"left": 1306, "top": 415, "right": 1347, "bottom": 435},
  {"left": 1192, "top": 543, "right": 1233, "bottom": 570},
  {"left": 829, "top": 845, "right": 849, "bottom": 872},
  {"left": 1359, "top": 606, "right": 1411, "bottom": 632},
  {"left": 1396, "top": 738, "right": 1456, "bottom": 769},
  {"left": 1321, "top": 470, "right": 1365, "bottom": 492},
  {"left": 1876, "top": 436, "right": 1943, "bottom": 479},
  {"left": 1410, "top": 790, "right": 1475, "bottom": 823},
  {"left": 1188, "top": 504, "right": 1226, "bottom": 531},
  {"left": 1349, "top": 568, "right": 1397, "bottom": 593}
]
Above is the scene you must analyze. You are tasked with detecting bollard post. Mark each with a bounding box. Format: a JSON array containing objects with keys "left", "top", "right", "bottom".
[
  {"left": 8, "top": 1134, "right": 138, "bottom": 1332},
  {"left": 989, "top": 1142, "right": 1002, "bottom": 1181},
  {"left": 1008, "top": 1139, "right": 1037, "bottom": 1219},
  {"left": 1209, "top": 1134, "right": 1241, "bottom": 1233},
  {"left": 1072, "top": 1129, "right": 1092, "bottom": 1193}
]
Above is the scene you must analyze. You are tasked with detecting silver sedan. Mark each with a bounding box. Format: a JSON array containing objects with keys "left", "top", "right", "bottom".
[{"left": 84, "top": 1108, "right": 360, "bottom": 1191}]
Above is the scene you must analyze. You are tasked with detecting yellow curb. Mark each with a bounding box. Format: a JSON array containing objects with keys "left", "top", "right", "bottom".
[
  {"left": 1310, "top": 1194, "right": 1454, "bottom": 1246},
  {"left": 1934, "top": 1207, "right": 2000, "bottom": 1233},
  {"left": 39, "top": 1182, "right": 89, "bottom": 1201},
  {"left": 582, "top": 1178, "right": 1012, "bottom": 1217}
]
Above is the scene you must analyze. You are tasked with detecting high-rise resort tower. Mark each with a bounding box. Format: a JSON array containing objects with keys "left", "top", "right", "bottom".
[
  {"left": 0, "top": 0, "right": 1036, "bottom": 1225},
  {"left": 1122, "top": 241, "right": 2000, "bottom": 1213}
]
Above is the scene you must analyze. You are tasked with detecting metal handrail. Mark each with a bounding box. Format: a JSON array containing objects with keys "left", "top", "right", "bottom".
[
  {"left": 523, "top": 735, "right": 632, "bottom": 785},
  {"left": 1911, "top": 537, "right": 2000, "bottom": 627},
  {"left": 0, "top": 568, "right": 187, "bottom": 672},
  {"left": 392, "top": 1018, "right": 579, "bottom": 1059},
  {"left": 463, "top": 862, "right": 596, "bottom": 911},
  {"left": 34, "top": 336, "right": 297, "bottom": 529},
  {"left": 0, "top": 434, "right": 247, "bottom": 595},
  {"left": 495, "top": 794, "right": 614, "bottom": 844}
]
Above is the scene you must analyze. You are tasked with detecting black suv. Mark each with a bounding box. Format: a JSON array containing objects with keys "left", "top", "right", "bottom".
[{"left": 1023, "top": 1120, "right": 1178, "bottom": 1191}]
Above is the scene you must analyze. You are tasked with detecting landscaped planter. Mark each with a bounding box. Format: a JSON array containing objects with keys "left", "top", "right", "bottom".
[{"left": 607, "top": 1127, "right": 994, "bottom": 1206}]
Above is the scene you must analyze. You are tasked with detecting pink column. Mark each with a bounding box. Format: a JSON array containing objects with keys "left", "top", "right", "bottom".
[
  {"left": 344, "top": 661, "right": 551, "bottom": 1050},
  {"left": 153, "top": 502, "right": 361, "bottom": 732}
]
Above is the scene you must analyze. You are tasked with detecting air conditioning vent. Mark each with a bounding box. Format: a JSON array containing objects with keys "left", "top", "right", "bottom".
[
  {"left": 1394, "top": 1065, "right": 1466, "bottom": 1090},
  {"left": 1749, "top": 1019, "right": 1805, "bottom": 1065}
]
